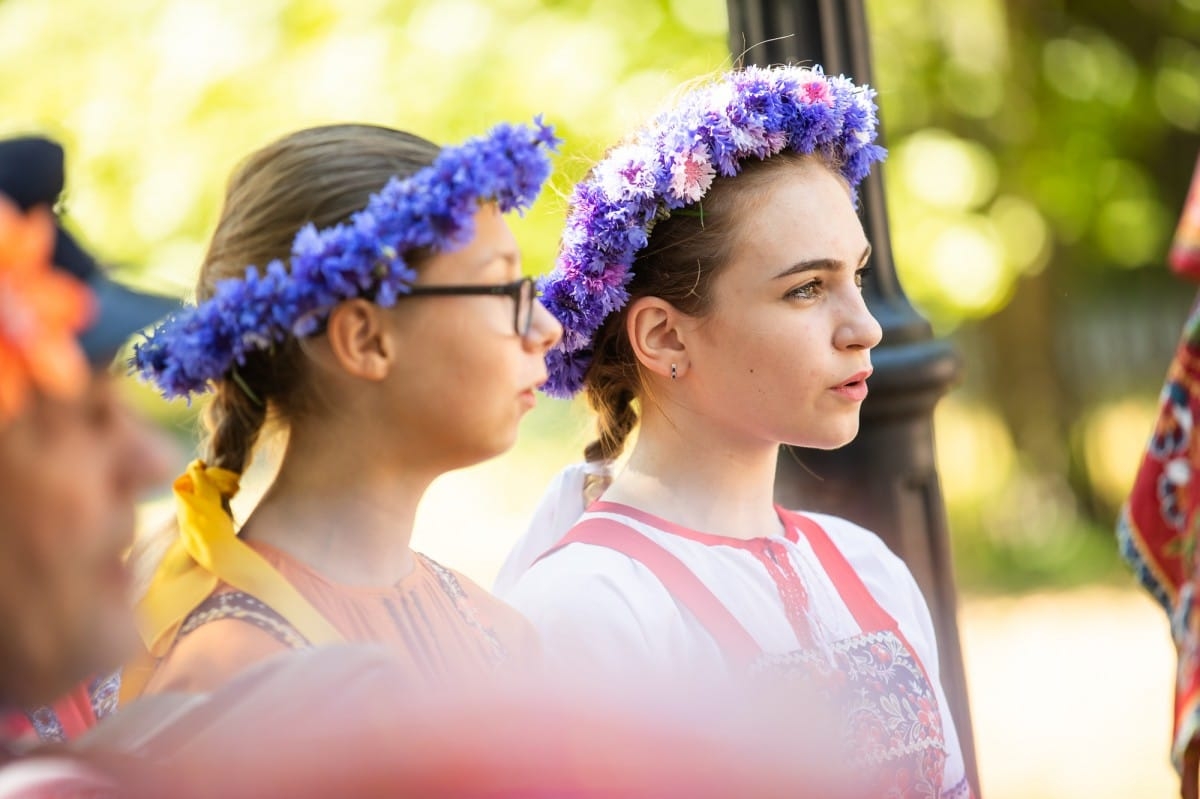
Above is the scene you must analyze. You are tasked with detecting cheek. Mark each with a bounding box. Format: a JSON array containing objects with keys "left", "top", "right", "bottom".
[
  {"left": 0, "top": 462, "right": 107, "bottom": 661},
  {"left": 411, "top": 327, "right": 520, "bottom": 397},
  {"left": 0, "top": 466, "right": 84, "bottom": 574},
  {"left": 394, "top": 323, "right": 528, "bottom": 440},
  {"left": 2, "top": 438, "right": 128, "bottom": 588},
  {"left": 712, "top": 315, "right": 823, "bottom": 391}
]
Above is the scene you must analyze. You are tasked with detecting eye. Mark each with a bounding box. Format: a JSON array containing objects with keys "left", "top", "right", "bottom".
[
  {"left": 855, "top": 266, "right": 873, "bottom": 290},
  {"left": 84, "top": 385, "right": 118, "bottom": 431},
  {"left": 785, "top": 279, "right": 822, "bottom": 302}
]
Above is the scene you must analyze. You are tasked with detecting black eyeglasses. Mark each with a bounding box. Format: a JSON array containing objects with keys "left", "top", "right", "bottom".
[{"left": 401, "top": 277, "right": 538, "bottom": 337}]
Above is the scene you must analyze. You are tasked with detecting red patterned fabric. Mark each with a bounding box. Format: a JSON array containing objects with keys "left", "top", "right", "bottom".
[
  {"left": 1, "top": 676, "right": 119, "bottom": 746},
  {"left": 1119, "top": 152, "right": 1200, "bottom": 771},
  {"left": 556, "top": 510, "right": 967, "bottom": 799}
]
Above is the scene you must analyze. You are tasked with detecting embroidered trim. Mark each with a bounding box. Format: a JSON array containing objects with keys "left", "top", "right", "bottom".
[
  {"left": 24, "top": 705, "right": 66, "bottom": 744},
  {"left": 87, "top": 672, "right": 120, "bottom": 722},
  {"left": 941, "top": 773, "right": 972, "bottom": 799},
  {"left": 418, "top": 554, "right": 509, "bottom": 667},
  {"left": 586, "top": 500, "right": 801, "bottom": 546},
  {"left": 1118, "top": 509, "right": 1174, "bottom": 613},
  {"left": 177, "top": 591, "right": 311, "bottom": 650}
]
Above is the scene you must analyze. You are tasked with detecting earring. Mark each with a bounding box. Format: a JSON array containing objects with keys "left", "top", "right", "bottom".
[{"left": 671, "top": 363, "right": 677, "bottom": 380}]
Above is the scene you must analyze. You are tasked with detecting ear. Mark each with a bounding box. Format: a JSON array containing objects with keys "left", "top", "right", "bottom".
[
  {"left": 321, "top": 299, "right": 393, "bottom": 382},
  {"left": 625, "top": 296, "right": 689, "bottom": 381}
]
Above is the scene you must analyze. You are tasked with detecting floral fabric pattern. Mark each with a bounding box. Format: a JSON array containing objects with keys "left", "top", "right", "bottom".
[{"left": 756, "top": 629, "right": 948, "bottom": 799}]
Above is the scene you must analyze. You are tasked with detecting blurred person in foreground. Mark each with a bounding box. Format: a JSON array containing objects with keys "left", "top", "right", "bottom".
[
  {"left": 1119, "top": 153, "right": 1200, "bottom": 798},
  {"left": 0, "top": 134, "right": 175, "bottom": 787}
]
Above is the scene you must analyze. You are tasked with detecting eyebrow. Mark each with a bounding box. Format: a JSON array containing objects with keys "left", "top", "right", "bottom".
[
  {"left": 772, "top": 243, "right": 873, "bottom": 280},
  {"left": 475, "top": 250, "right": 521, "bottom": 275}
]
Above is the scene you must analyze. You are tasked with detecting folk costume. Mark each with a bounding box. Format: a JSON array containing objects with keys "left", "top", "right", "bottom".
[
  {"left": 503, "top": 469, "right": 971, "bottom": 799},
  {"left": 1119, "top": 152, "right": 1200, "bottom": 775}
]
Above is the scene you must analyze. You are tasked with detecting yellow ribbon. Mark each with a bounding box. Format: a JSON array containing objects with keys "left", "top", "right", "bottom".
[{"left": 122, "top": 459, "right": 342, "bottom": 702}]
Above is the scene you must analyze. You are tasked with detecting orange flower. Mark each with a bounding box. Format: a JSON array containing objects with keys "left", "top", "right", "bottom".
[{"left": 0, "top": 196, "right": 95, "bottom": 424}]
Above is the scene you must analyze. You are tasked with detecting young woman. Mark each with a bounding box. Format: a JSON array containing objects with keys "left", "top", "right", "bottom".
[
  {"left": 124, "top": 119, "right": 562, "bottom": 699},
  {"left": 499, "top": 66, "right": 972, "bottom": 799}
]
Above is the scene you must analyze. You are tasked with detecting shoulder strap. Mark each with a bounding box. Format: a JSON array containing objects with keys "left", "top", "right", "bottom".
[
  {"left": 176, "top": 590, "right": 312, "bottom": 651},
  {"left": 538, "top": 518, "right": 761, "bottom": 666},
  {"left": 781, "top": 511, "right": 897, "bottom": 633},
  {"left": 784, "top": 511, "right": 946, "bottom": 679},
  {"left": 139, "top": 460, "right": 343, "bottom": 659}
]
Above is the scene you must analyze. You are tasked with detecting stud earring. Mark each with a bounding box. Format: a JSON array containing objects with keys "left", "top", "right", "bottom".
[{"left": 671, "top": 363, "right": 677, "bottom": 380}]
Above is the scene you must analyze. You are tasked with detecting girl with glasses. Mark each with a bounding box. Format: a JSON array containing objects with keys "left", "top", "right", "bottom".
[
  {"left": 123, "top": 121, "right": 562, "bottom": 699},
  {"left": 498, "top": 66, "right": 973, "bottom": 798}
]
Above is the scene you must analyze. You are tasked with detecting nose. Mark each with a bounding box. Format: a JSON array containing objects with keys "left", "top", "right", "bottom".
[
  {"left": 833, "top": 289, "right": 882, "bottom": 352},
  {"left": 525, "top": 297, "right": 564, "bottom": 353}
]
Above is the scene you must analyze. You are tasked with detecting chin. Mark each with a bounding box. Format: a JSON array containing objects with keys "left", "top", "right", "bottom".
[
  {"left": 788, "top": 423, "right": 860, "bottom": 451},
  {"left": 449, "top": 431, "right": 519, "bottom": 471},
  {"left": 485, "top": 421, "right": 522, "bottom": 459}
]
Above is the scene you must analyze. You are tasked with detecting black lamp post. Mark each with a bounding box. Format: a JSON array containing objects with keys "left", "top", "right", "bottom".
[{"left": 726, "top": 0, "right": 980, "bottom": 794}]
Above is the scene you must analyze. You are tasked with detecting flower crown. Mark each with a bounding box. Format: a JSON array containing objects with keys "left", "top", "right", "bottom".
[
  {"left": 539, "top": 65, "right": 886, "bottom": 399},
  {"left": 133, "top": 118, "right": 560, "bottom": 400},
  {"left": 0, "top": 197, "right": 94, "bottom": 424}
]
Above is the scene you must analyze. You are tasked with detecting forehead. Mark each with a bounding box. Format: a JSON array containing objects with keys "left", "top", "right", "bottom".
[
  {"left": 724, "top": 161, "right": 867, "bottom": 276},
  {"left": 418, "top": 204, "right": 519, "bottom": 283}
]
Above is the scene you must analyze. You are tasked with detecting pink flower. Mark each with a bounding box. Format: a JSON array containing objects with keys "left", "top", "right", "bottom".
[
  {"left": 798, "top": 76, "right": 833, "bottom": 106},
  {"left": 668, "top": 148, "right": 715, "bottom": 204}
]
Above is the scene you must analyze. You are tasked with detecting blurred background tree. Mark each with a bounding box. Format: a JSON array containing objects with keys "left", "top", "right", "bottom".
[
  {"left": 4, "top": 0, "right": 1199, "bottom": 591},
  {"left": 870, "top": 0, "right": 1200, "bottom": 589}
]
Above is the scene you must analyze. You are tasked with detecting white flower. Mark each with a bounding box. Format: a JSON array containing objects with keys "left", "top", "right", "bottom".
[
  {"left": 706, "top": 82, "right": 736, "bottom": 115},
  {"left": 595, "top": 143, "right": 660, "bottom": 202}
]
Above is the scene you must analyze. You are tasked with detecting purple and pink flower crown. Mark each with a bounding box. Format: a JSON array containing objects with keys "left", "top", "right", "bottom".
[
  {"left": 539, "top": 65, "right": 887, "bottom": 399},
  {"left": 133, "top": 118, "right": 560, "bottom": 400}
]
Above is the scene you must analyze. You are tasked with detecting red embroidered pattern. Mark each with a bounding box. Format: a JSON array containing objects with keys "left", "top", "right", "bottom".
[
  {"left": 750, "top": 540, "right": 820, "bottom": 650},
  {"left": 755, "top": 630, "right": 948, "bottom": 799}
]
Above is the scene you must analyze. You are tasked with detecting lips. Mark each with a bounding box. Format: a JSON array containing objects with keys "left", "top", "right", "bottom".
[
  {"left": 519, "top": 378, "right": 545, "bottom": 409},
  {"left": 831, "top": 368, "right": 872, "bottom": 402}
]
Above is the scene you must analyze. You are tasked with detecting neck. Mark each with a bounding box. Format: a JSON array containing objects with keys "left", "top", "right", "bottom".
[
  {"left": 602, "top": 400, "right": 784, "bottom": 540},
  {"left": 241, "top": 419, "right": 437, "bottom": 587}
]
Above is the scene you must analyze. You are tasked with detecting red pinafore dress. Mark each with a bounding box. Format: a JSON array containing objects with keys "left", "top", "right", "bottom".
[{"left": 539, "top": 503, "right": 965, "bottom": 799}]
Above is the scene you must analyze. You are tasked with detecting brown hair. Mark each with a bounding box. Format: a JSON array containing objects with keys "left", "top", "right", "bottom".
[
  {"left": 198, "top": 124, "right": 442, "bottom": 475},
  {"left": 581, "top": 151, "right": 830, "bottom": 470}
]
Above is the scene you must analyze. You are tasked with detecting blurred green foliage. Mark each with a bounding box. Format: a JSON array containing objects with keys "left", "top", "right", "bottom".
[
  {"left": 7, "top": 0, "right": 1200, "bottom": 591},
  {"left": 867, "top": 0, "right": 1200, "bottom": 590}
]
